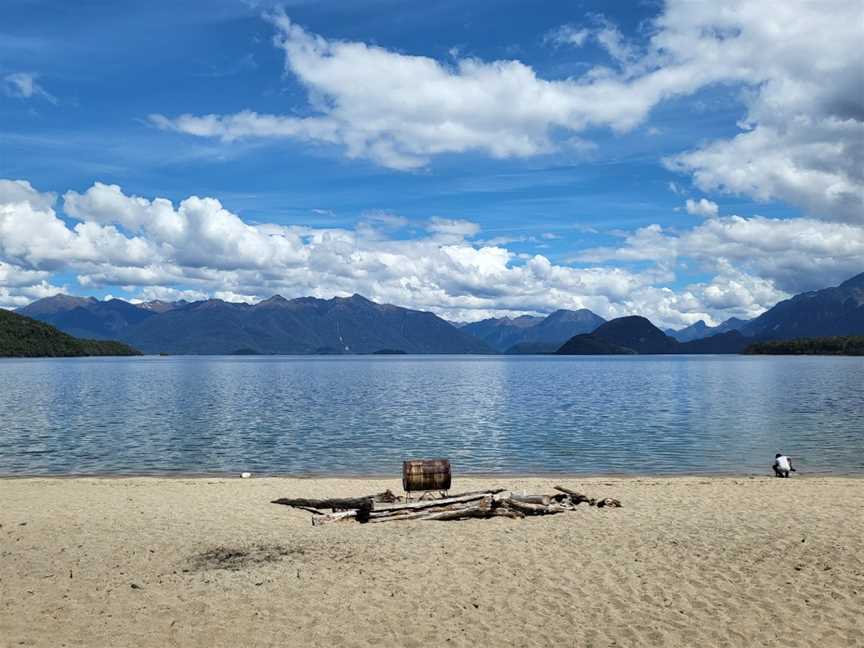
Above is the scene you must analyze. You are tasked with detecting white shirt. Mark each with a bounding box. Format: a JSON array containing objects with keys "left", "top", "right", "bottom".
[{"left": 775, "top": 455, "right": 791, "bottom": 471}]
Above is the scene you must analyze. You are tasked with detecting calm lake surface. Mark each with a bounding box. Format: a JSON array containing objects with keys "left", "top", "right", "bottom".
[{"left": 0, "top": 355, "right": 861, "bottom": 476}]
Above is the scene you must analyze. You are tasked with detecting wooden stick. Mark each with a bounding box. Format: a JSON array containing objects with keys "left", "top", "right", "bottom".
[
  {"left": 368, "top": 500, "right": 482, "bottom": 523},
  {"left": 271, "top": 496, "right": 373, "bottom": 511},
  {"left": 553, "top": 485, "right": 591, "bottom": 504},
  {"left": 372, "top": 497, "right": 493, "bottom": 523},
  {"left": 418, "top": 497, "right": 492, "bottom": 521},
  {"left": 446, "top": 488, "right": 506, "bottom": 498},
  {"left": 368, "top": 499, "right": 477, "bottom": 519},
  {"left": 295, "top": 506, "right": 324, "bottom": 515},
  {"left": 488, "top": 507, "right": 525, "bottom": 519},
  {"left": 504, "top": 500, "right": 568, "bottom": 515},
  {"left": 311, "top": 510, "right": 358, "bottom": 526},
  {"left": 510, "top": 494, "right": 552, "bottom": 506},
  {"left": 373, "top": 492, "right": 496, "bottom": 513}
]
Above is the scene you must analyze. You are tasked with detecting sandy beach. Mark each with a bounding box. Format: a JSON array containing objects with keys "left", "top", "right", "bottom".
[{"left": 1, "top": 476, "right": 862, "bottom": 648}]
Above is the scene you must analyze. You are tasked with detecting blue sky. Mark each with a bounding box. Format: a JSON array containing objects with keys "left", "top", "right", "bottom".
[{"left": 1, "top": 0, "right": 862, "bottom": 325}]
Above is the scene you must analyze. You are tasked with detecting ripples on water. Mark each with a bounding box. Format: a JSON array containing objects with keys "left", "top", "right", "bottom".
[{"left": 0, "top": 355, "right": 861, "bottom": 475}]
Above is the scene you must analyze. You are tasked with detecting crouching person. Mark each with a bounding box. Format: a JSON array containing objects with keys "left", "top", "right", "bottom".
[{"left": 773, "top": 453, "right": 796, "bottom": 478}]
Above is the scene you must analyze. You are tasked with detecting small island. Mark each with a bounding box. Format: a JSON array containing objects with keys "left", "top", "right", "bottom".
[
  {"left": 0, "top": 309, "right": 141, "bottom": 358},
  {"left": 744, "top": 336, "right": 864, "bottom": 356}
]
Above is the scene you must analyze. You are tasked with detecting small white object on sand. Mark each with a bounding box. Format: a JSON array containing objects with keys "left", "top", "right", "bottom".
[{"left": 241, "top": 472, "right": 252, "bottom": 479}]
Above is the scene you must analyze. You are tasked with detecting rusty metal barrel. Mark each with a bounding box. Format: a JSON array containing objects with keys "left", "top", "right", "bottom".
[{"left": 402, "top": 458, "right": 452, "bottom": 492}]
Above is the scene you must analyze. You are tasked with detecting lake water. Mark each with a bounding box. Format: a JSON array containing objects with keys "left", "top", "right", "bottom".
[{"left": 0, "top": 355, "right": 861, "bottom": 476}]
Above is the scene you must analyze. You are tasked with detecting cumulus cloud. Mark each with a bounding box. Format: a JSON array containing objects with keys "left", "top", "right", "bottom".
[
  {"left": 2, "top": 178, "right": 860, "bottom": 327},
  {"left": 0, "top": 261, "right": 65, "bottom": 309},
  {"left": 2, "top": 72, "right": 56, "bottom": 103},
  {"left": 0, "top": 179, "right": 57, "bottom": 211},
  {"left": 0, "top": 177, "right": 769, "bottom": 327},
  {"left": 685, "top": 198, "right": 719, "bottom": 218},
  {"left": 148, "top": 1, "right": 862, "bottom": 226},
  {"left": 577, "top": 215, "right": 864, "bottom": 294},
  {"left": 668, "top": 118, "right": 863, "bottom": 224},
  {"left": 150, "top": 11, "right": 667, "bottom": 169},
  {"left": 680, "top": 267, "right": 790, "bottom": 321}
]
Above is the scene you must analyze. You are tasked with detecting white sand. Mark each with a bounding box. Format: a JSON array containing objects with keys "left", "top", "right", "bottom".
[{"left": 1, "top": 476, "right": 862, "bottom": 647}]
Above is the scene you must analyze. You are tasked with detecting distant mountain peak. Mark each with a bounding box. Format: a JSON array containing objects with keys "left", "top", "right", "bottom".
[
  {"left": 140, "top": 299, "right": 188, "bottom": 313},
  {"left": 744, "top": 270, "right": 864, "bottom": 339},
  {"left": 461, "top": 307, "right": 604, "bottom": 352},
  {"left": 669, "top": 317, "right": 748, "bottom": 342},
  {"left": 840, "top": 271, "right": 864, "bottom": 289},
  {"left": 16, "top": 293, "right": 98, "bottom": 317},
  {"left": 257, "top": 294, "right": 289, "bottom": 306}
]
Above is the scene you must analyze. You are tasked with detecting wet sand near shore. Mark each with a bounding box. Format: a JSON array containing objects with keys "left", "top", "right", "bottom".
[{"left": 1, "top": 476, "right": 862, "bottom": 647}]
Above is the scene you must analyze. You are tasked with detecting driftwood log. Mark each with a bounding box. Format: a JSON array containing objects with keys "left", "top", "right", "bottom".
[
  {"left": 271, "top": 490, "right": 398, "bottom": 511},
  {"left": 272, "top": 486, "right": 621, "bottom": 525},
  {"left": 271, "top": 496, "right": 373, "bottom": 510},
  {"left": 553, "top": 485, "right": 593, "bottom": 505}
]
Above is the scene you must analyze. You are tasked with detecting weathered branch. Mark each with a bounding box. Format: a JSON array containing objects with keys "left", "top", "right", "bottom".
[
  {"left": 488, "top": 507, "right": 525, "bottom": 519},
  {"left": 369, "top": 499, "right": 485, "bottom": 523},
  {"left": 271, "top": 496, "right": 373, "bottom": 511},
  {"left": 372, "top": 492, "right": 496, "bottom": 513},
  {"left": 418, "top": 497, "right": 493, "bottom": 521},
  {"left": 502, "top": 499, "right": 568, "bottom": 515},
  {"left": 311, "top": 510, "right": 358, "bottom": 526},
  {"left": 447, "top": 488, "right": 506, "bottom": 498},
  {"left": 553, "top": 485, "right": 592, "bottom": 504},
  {"left": 510, "top": 494, "right": 552, "bottom": 506}
]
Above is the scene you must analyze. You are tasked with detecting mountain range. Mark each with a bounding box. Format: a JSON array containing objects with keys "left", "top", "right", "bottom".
[
  {"left": 18, "top": 293, "right": 492, "bottom": 355},
  {"left": 663, "top": 272, "right": 864, "bottom": 343},
  {"left": 460, "top": 309, "right": 606, "bottom": 353},
  {"left": 665, "top": 317, "right": 748, "bottom": 342},
  {"left": 557, "top": 317, "right": 748, "bottom": 355},
  {"left": 739, "top": 272, "right": 864, "bottom": 339},
  {"left": 12, "top": 271, "right": 863, "bottom": 355},
  {"left": 558, "top": 272, "right": 863, "bottom": 355}
]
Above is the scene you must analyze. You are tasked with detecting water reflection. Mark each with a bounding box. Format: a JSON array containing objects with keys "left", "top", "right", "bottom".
[{"left": 0, "top": 355, "right": 862, "bottom": 475}]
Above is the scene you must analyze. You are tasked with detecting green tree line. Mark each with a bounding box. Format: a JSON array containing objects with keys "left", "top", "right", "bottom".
[
  {"left": 0, "top": 309, "right": 141, "bottom": 357},
  {"left": 744, "top": 336, "right": 864, "bottom": 356}
]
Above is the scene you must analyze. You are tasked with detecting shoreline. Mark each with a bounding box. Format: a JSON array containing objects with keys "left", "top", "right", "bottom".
[{"left": 2, "top": 469, "right": 863, "bottom": 480}]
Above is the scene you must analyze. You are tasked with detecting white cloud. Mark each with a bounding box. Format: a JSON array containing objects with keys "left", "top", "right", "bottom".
[
  {"left": 685, "top": 198, "right": 719, "bottom": 217},
  {"left": 0, "top": 261, "right": 65, "bottom": 309},
  {"left": 150, "top": 12, "right": 669, "bottom": 169},
  {"left": 425, "top": 217, "right": 480, "bottom": 241},
  {"left": 0, "top": 178, "right": 723, "bottom": 327},
  {"left": 0, "top": 179, "right": 57, "bottom": 211},
  {"left": 592, "top": 20, "right": 639, "bottom": 67},
  {"left": 2, "top": 179, "right": 860, "bottom": 328},
  {"left": 686, "top": 269, "right": 788, "bottom": 319},
  {"left": 577, "top": 215, "right": 864, "bottom": 294},
  {"left": 668, "top": 118, "right": 863, "bottom": 224},
  {"left": 544, "top": 25, "right": 590, "bottom": 48},
  {"left": 2, "top": 72, "right": 56, "bottom": 103},
  {"left": 148, "top": 2, "right": 862, "bottom": 225}
]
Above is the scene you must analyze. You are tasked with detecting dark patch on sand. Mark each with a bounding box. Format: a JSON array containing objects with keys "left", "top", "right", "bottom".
[{"left": 187, "top": 544, "right": 304, "bottom": 571}]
